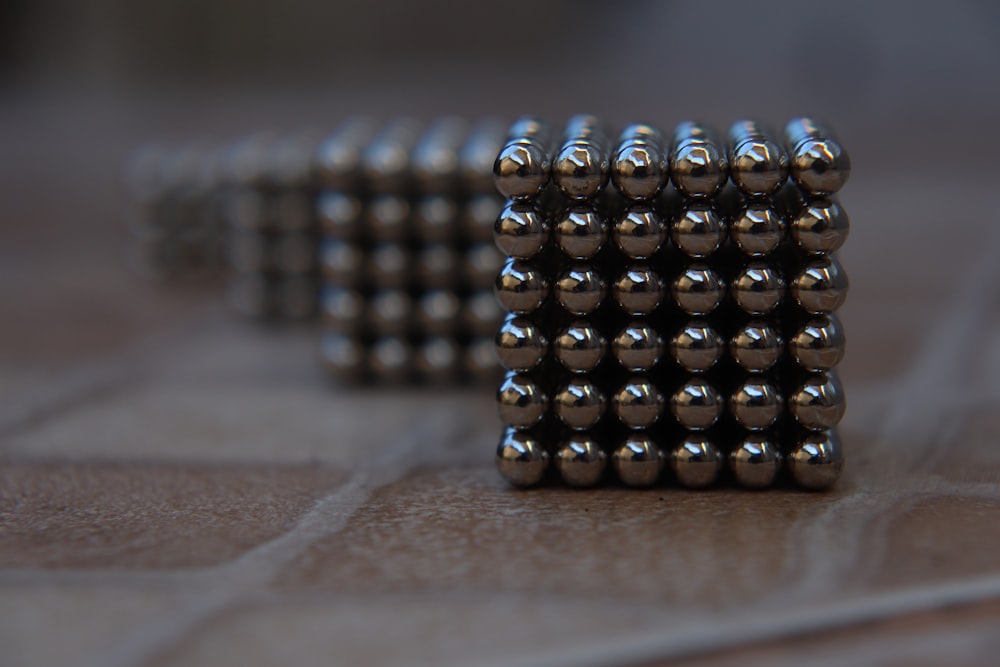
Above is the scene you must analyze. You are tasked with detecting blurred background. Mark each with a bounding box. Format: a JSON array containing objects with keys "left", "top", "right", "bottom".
[{"left": 1, "top": 0, "right": 998, "bottom": 371}]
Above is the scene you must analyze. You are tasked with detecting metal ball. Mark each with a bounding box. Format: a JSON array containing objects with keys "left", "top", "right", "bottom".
[
  {"left": 790, "top": 373, "right": 846, "bottom": 430},
  {"left": 555, "top": 265, "right": 605, "bottom": 315},
  {"left": 320, "top": 287, "right": 365, "bottom": 333},
  {"left": 790, "top": 315, "right": 846, "bottom": 372},
  {"left": 315, "top": 117, "right": 375, "bottom": 190},
  {"left": 274, "top": 232, "right": 316, "bottom": 273},
  {"left": 612, "top": 322, "right": 664, "bottom": 371},
  {"left": 554, "top": 205, "right": 606, "bottom": 259},
  {"left": 464, "top": 337, "right": 502, "bottom": 383},
  {"left": 496, "top": 315, "right": 548, "bottom": 372},
  {"left": 556, "top": 435, "right": 607, "bottom": 487},
  {"left": 369, "top": 337, "right": 412, "bottom": 383},
  {"left": 366, "top": 195, "right": 410, "bottom": 243},
  {"left": 367, "top": 244, "right": 410, "bottom": 289},
  {"left": 316, "top": 191, "right": 362, "bottom": 238},
  {"left": 361, "top": 118, "right": 419, "bottom": 194},
  {"left": 319, "top": 333, "right": 366, "bottom": 382},
  {"left": 494, "top": 200, "right": 548, "bottom": 260},
  {"left": 415, "top": 337, "right": 460, "bottom": 383},
  {"left": 460, "top": 119, "right": 506, "bottom": 195},
  {"left": 792, "top": 256, "right": 849, "bottom": 314},
  {"left": 228, "top": 231, "right": 271, "bottom": 273},
  {"left": 670, "top": 322, "right": 723, "bottom": 373},
  {"left": 227, "top": 273, "right": 273, "bottom": 319},
  {"left": 493, "top": 140, "right": 550, "bottom": 200},
  {"left": 273, "top": 191, "right": 313, "bottom": 232},
  {"left": 277, "top": 275, "right": 318, "bottom": 320},
  {"left": 368, "top": 289, "right": 412, "bottom": 336},
  {"left": 416, "top": 243, "right": 458, "bottom": 289},
  {"left": 553, "top": 141, "right": 610, "bottom": 200},
  {"left": 671, "top": 201, "right": 725, "bottom": 258},
  {"left": 728, "top": 120, "right": 788, "bottom": 196},
  {"left": 553, "top": 320, "right": 606, "bottom": 373},
  {"left": 670, "top": 123, "right": 727, "bottom": 198},
  {"left": 613, "top": 204, "right": 666, "bottom": 259},
  {"left": 792, "top": 197, "right": 849, "bottom": 255},
  {"left": 496, "top": 428, "right": 550, "bottom": 487},
  {"left": 612, "top": 377, "right": 665, "bottom": 429},
  {"left": 223, "top": 187, "right": 270, "bottom": 231},
  {"left": 463, "top": 243, "right": 504, "bottom": 290},
  {"left": 319, "top": 239, "right": 362, "bottom": 285},
  {"left": 670, "top": 379, "right": 723, "bottom": 430},
  {"left": 554, "top": 378, "right": 606, "bottom": 430},
  {"left": 497, "top": 372, "right": 548, "bottom": 429},
  {"left": 612, "top": 129, "right": 667, "bottom": 200},
  {"left": 613, "top": 266, "right": 664, "bottom": 315},
  {"left": 670, "top": 437, "right": 723, "bottom": 488},
  {"left": 414, "top": 196, "right": 458, "bottom": 242},
  {"left": 462, "top": 194, "right": 503, "bottom": 243},
  {"left": 732, "top": 263, "right": 785, "bottom": 315},
  {"left": 462, "top": 291, "right": 504, "bottom": 336},
  {"left": 417, "top": 290, "right": 461, "bottom": 335},
  {"left": 788, "top": 431, "right": 845, "bottom": 490},
  {"left": 672, "top": 264, "right": 725, "bottom": 315},
  {"left": 612, "top": 435, "right": 665, "bottom": 487},
  {"left": 730, "top": 322, "right": 784, "bottom": 372},
  {"left": 412, "top": 116, "right": 466, "bottom": 194},
  {"left": 495, "top": 259, "right": 548, "bottom": 314},
  {"left": 785, "top": 118, "right": 851, "bottom": 196},
  {"left": 729, "top": 436, "right": 782, "bottom": 489},
  {"left": 731, "top": 200, "right": 784, "bottom": 256},
  {"left": 730, "top": 380, "right": 783, "bottom": 430}
]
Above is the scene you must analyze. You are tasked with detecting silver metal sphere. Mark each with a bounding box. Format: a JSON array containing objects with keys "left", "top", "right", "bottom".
[
  {"left": 792, "top": 256, "right": 849, "bottom": 314},
  {"left": 727, "top": 120, "right": 788, "bottom": 196},
  {"left": 785, "top": 117, "right": 851, "bottom": 196},
  {"left": 612, "top": 124, "right": 667, "bottom": 200},
  {"left": 554, "top": 378, "right": 606, "bottom": 430},
  {"left": 314, "top": 117, "right": 375, "bottom": 190},
  {"left": 612, "top": 322, "right": 665, "bottom": 371},
  {"left": 415, "top": 337, "right": 460, "bottom": 383},
  {"left": 319, "top": 333, "right": 366, "bottom": 382},
  {"left": 369, "top": 336, "right": 412, "bottom": 383},
  {"left": 416, "top": 243, "right": 457, "bottom": 289},
  {"left": 417, "top": 290, "right": 461, "bottom": 335},
  {"left": 613, "top": 204, "right": 666, "bottom": 259},
  {"left": 464, "top": 337, "right": 502, "bottom": 383},
  {"left": 553, "top": 141, "right": 610, "bottom": 200},
  {"left": 496, "top": 428, "right": 550, "bottom": 487},
  {"left": 790, "top": 315, "right": 846, "bottom": 372},
  {"left": 460, "top": 118, "right": 506, "bottom": 195},
  {"left": 366, "top": 244, "right": 410, "bottom": 289},
  {"left": 791, "top": 197, "right": 849, "bottom": 255},
  {"left": 463, "top": 243, "right": 504, "bottom": 290},
  {"left": 367, "top": 195, "right": 411, "bottom": 243},
  {"left": 731, "top": 200, "right": 784, "bottom": 256},
  {"left": 462, "top": 194, "right": 503, "bottom": 243},
  {"left": 670, "top": 437, "right": 723, "bottom": 488},
  {"left": 274, "top": 232, "right": 315, "bottom": 274},
  {"left": 729, "top": 436, "right": 782, "bottom": 489},
  {"left": 227, "top": 231, "right": 271, "bottom": 273},
  {"left": 730, "top": 321, "right": 784, "bottom": 372},
  {"left": 612, "top": 435, "right": 665, "bottom": 487},
  {"left": 670, "top": 379, "right": 723, "bottom": 430},
  {"left": 670, "top": 322, "right": 724, "bottom": 373},
  {"left": 730, "top": 380, "right": 783, "bottom": 430},
  {"left": 671, "top": 201, "right": 725, "bottom": 258},
  {"left": 462, "top": 290, "right": 504, "bottom": 336},
  {"left": 669, "top": 122, "right": 728, "bottom": 198},
  {"left": 788, "top": 431, "right": 845, "bottom": 490},
  {"left": 555, "top": 265, "right": 605, "bottom": 315},
  {"left": 495, "top": 259, "right": 548, "bottom": 314},
  {"left": 493, "top": 139, "right": 550, "bottom": 200},
  {"left": 316, "top": 191, "right": 363, "bottom": 238},
  {"left": 732, "top": 263, "right": 785, "bottom": 315},
  {"left": 553, "top": 320, "right": 606, "bottom": 373},
  {"left": 612, "top": 377, "right": 665, "bottom": 429},
  {"left": 497, "top": 372, "right": 548, "bottom": 429},
  {"left": 613, "top": 266, "right": 664, "bottom": 315},
  {"left": 368, "top": 289, "right": 412, "bottom": 336},
  {"left": 495, "top": 315, "right": 548, "bottom": 372},
  {"left": 556, "top": 435, "right": 607, "bottom": 487},
  {"left": 494, "top": 200, "right": 548, "bottom": 259},
  {"left": 554, "top": 205, "right": 606, "bottom": 259},
  {"left": 412, "top": 116, "right": 467, "bottom": 194},
  {"left": 414, "top": 195, "right": 458, "bottom": 242},
  {"left": 672, "top": 264, "right": 725, "bottom": 315},
  {"left": 320, "top": 287, "right": 365, "bottom": 333},
  {"left": 790, "top": 373, "right": 846, "bottom": 430}
]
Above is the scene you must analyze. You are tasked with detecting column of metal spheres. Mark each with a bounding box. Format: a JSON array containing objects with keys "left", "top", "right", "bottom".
[
  {"left": 494, "top": 115, "right": 850, "bottom": 490},
  {"left": 318, "top": 117, "right": 508, "bottom": 384},
  {"left": 123, "top": 144, "right": 227, "bottom": 282}
]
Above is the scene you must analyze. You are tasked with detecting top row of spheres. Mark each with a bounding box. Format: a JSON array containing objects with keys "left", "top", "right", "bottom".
[{"left": 493, "top": 116, "right": 850, "bottom": 201}]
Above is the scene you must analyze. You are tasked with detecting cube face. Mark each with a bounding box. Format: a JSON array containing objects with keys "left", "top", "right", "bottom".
[{"left": 493, "top": 117, "right": 849, "bottom": 490}]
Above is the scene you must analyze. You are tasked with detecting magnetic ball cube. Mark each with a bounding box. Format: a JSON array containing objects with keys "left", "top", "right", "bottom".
[{"left": 493, "top": 115, "right": 850, "bottom": 490}]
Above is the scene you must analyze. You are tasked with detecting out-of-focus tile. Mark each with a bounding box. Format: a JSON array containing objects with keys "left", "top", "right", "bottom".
[{"left": 0, "top": 463, "right": 347, "bottom": 569}]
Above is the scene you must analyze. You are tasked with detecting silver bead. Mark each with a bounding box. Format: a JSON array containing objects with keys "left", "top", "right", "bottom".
[
  {"left": 671, "top": 200, "right": 725, "bottom": 258},
  {"left": 496, "top": 315, "right": 548, "bottom": 372},
  {"left": 670, "top": 322, "right": 723, "bottom": 373},
  {"left": 613, "top": 435, "right": 665, "bottom": 487},
  {"left": 366, "top": 244, "right": 410, "bottom": 289},
  {"left": 553, "top": 115, "right": 610, "bottom": 200},
  {"left": 790, "top": 372, "right": 846, "bottom": 430},
  {"left": 554, "top": 205, "right": 606, "bottom": 259},
  {"left": 496, "top": 428, "right": 550, "bottom": 487},
  {"left": 792, "top": 256, "right": 849, "bottom": 314},
  {"left": 730, "top": 380, "right": 783, "bottom": 431},
  {"left": 672, "top": 263, "right": 725, "bottom": 315},
  {"left": 790, "top": 315, "right": 846, "bottom": 372},
  {"left": 613, "top": 204, "right": 666, "bottom": 259},
  {"left": 785, "top": 117, "right": 851, "bottom": 196},
  {"left": 369, "top": 336, "right": 412, "bottom": 383},
  {"left": 462, "top": 194, "right": 503, "bottom": 243},
  {"left": 412, "top": 116, "right": 467, "bottom": 194},
  {"left": 614, "top": 266, "right": 664, "bottom": 315},
  {"left": 416, "top": 243, "right": 457, "bottom": 289},
  {"left": 612, "top": 376, "right": 665, "bottom": 429},
  {"left": 228, "top": 231, "right": 271, "bottom": 273},
  {"left": 791, "top": 196, "right": 849, "bottom": 255},
  {"left": 273, "top": 191, "right": 314, "bottom": 232},
  {"left": 414, "top": 196, "right": 458, "bottom": 242},
  {"left": 729, "top": 436, "right": 782, "bottom": 489},
  {"left": 415, "top": 337, "right": 460, "bottom": 383},
  {"left": 788, "top": 431, "right": 845, "bottom": 490},
  {"left": 555, "top": 265, "right": 605, "bottom": 315},
  {"left": 730, "top": 321, "right": 784, "bottom": 372},
  {"left": 495, "top": 259, "right": 548, "bottom": 314},
  {"left": 494, "top": 200, "right": 548, "bottom": 259},
  {"left": 497, "top": 372, "right": 548, "bottom": 429},
  {"left": 277, "top": 275, "right": 317, "bottom": 320},
  {"left": 460, "top": 118, "right": 506, "bottom": 195},
  {"left": 362, "top": 118, "right": 420, "bottom": 194},
  {"left": 274, "top": 232, "right": 316, "bottom": 273},
  {"left": 315, "top": 117, "right": 376, "bottom": 190},
  {"left": 320, "top": 287, "right": 364, "bottom": 333},
  {"left": 732, "top": 263, "right": 785, "bottom": 315},
  {"left": 493, "top": 117, "right": 551, "bottom": 200},
  {"left": 417, "top": 290, "right": 461, "bottom": 335},
  {"left": 556, "top": 435, "right": 607, "bottom": 487},
  {"left": 731, "top": 199, "right": 784, "bottom": 256},
  {"left": 612, "top": 322, "right": 664, "bottom": 371},
  {"left": 465, "top": 337, "right": 502, "bottom": 383},
  {"left": 553, "top": 320, "right": 606, "bottom": 373},
  {"left": 728, "top": 120, "right": 788, "bottom": 196},
  {"left": 319, "top": 332, "right": 366, "bottom": 382},
  {"left": 669, "top": 121, "right": 727, "bottom": 198},
  {"left": 463, "top": 243, "right": 504, "bottom": 290},
  {"left": 670, "top": 379, "right": 723, "bottom": 430},
  {"left": 368, "top": 289, "right": 412, "bottom": 336},
  {"left": 462, "top": 290, "right": 503, "bottom": 336},
  {"left": 554, "top": 378, "right": 606, "bottom": 430},
  {"left": 317, "top": 191, "right": 362, "bottom": 239},
  {"left": 227, "top": 273, "right": 273, "bottom": 319},
  {"left": 670, "top": 437, "right": 723, "bottom": 488},
  {"left": 367, "top": 195, "right": 411, "bottom": 243},
  {"left": 611, "top": 123, "right": 667, "bottom": 201}
]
